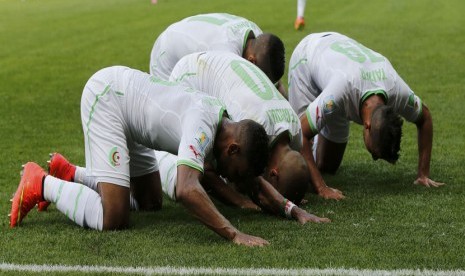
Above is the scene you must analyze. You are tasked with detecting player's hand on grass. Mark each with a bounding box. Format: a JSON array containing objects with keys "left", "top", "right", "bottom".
[
  {"left": 413, "top": 176, "right": 445, "bottom": 187},
  {"left": 232, "top": 232, "right": 269, "bottom": 247},
  {"left": 293, "top": 207, "right": 331, "bottom": 225},
  {"left": 318, "top": 186, "right": 345, "bottom": 200}
]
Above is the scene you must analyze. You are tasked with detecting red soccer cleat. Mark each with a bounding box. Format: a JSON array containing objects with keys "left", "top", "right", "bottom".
[
  {"left": 37, "top": 201, "right": 50, "bottom": 212},
  {"left": 48, "top": 153, "right": 76, "bottom": 181},
  {"left": 10, "top": 162, "right": 46, "bottom": 227},
  {"left": 294, "top": 17, "right": 305, "bottom": 31},
  {"left": 37, "top": 153, "right": 76, "bottom": 211}
]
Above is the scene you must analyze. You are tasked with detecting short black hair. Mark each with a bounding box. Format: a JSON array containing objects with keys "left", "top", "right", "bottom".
[
  {"left": 238, "top": 120, "right": 270, "bottom": 176},
  {"left": 371, "top": 106, "right": 403, "bottom": 163},
  {"left": 256, "top": 33, "right": 285, "bottom": 84}
]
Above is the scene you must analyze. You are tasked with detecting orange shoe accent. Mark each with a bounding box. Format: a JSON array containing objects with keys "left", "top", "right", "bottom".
[
  {"left": 10, "top": 162, "right": 46, "bottom": 227},
  {"left": 294, "top": 17, "right": 305, "bottom": 31},
  {"left": 37, "top": 153, "right": 77, "bottom": 211}
]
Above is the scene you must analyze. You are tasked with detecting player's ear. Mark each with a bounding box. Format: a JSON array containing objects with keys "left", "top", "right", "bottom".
[
  {"left": 363, "top": 121, "right": 371, "bottom": 130},
  {"left": 227, "top": 143, "right": 240, "bottom": 156},
  {"left": 247, "top": 55, "right": 257, "bottom": 65},
  {"left": 270, "top": 168, "right": 279, "bottom": 178}
]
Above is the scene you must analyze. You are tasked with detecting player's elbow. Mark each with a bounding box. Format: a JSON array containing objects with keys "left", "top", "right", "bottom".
[{"left": 175, "top": 180, "right": 200, "bottom": 203}]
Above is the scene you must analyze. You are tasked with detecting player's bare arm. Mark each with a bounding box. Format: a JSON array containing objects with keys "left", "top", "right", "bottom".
[
  {"left": 413, "top": 104, "right": 445, "bottom": 187},
  {"left": 202, "top": 169, "right": 261, "bottom": 211},
  {"left": 176, "top": 165, "right": 269, "bottom": 246},
  {"left": 300, "top": 115, "right": 345, "bottom": 200},
  {"left": 251, "top": 176, "right": 330, "bottom": 224}
]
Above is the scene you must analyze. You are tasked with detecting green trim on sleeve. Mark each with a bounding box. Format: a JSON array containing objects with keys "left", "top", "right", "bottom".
[
  {"left": 305, "top": 109, "right": 318, "bottom": 134},
  {"left": 415, "top": 98, "right": 424, "bottom": 122},
  {"left": 176, "top": 160, "right": 204, "bottom": 174}
]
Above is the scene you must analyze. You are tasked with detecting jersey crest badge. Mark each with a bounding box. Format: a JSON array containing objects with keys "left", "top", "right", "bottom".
[
  {"left": 322, "top": 95, "right": 336, "bottom": 114},
  {"left": 407, "top": 91, "right": 421, "bottom": 112},
  {"left": 195, "top": 127, "right": 211, "bottom": 152},
  {"left": 408, "top": 92, "right": 415, "bottom": 107}
]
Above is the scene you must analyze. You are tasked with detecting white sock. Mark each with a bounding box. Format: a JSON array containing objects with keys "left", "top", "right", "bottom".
[
  {"left": 74, "top": 166, "right": 98, "bottom": 190},
  {"left": 75, "top": 166, "right": 139, "bottom": 211},
  {"left": 43, "top": 175, "right": 103, "bottom": 231},
  {"left": 297, "top": 0, "right": 306, "bottom": 18}
]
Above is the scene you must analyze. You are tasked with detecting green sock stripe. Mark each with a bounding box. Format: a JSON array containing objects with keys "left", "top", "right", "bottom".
[
  {"left": 73, "top": 186, "right": 84, "bottom": 223},
  {"left": 54, "top": 181, "right": 65, "bottom": 203}
]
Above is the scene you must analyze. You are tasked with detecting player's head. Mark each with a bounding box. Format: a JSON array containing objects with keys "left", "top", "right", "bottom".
[
  {"left": 215, "top": 119, "right": 269, "bottom": 182},
  {"left": 264, "top": 150, "right": 309, "bottom": 204},
  {"left": 248, "top": 33, "right": 285, "bottom": 84},
  {"left": 364, "top": 105, "right": 403, "bottom": 164}
]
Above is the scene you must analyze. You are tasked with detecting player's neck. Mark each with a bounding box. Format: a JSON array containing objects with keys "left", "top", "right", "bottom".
[
  {"left": 361, "top": 95, "right": 385, "bottom": 125},
  {"left": 214, "top": 118, "right": 234, "bottom": 151},
  {"left": 269, "top": 136, "right": 291, "bottom": 167},
  {"left": 242, "top": 37, "right": 255, "bottom": 60}
]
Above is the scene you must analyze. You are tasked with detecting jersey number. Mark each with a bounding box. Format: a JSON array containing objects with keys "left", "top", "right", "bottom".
[
  {"left": 230, "top": 60, "right": 284, "bottom": 101},
  {"left": 330, "top": 40, "right": 384, "bottom": 63}
]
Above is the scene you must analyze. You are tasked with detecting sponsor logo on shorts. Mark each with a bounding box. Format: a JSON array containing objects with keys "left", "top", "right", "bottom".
[{"left": 109, "top": 147, "right": 121, "bottom": 167}]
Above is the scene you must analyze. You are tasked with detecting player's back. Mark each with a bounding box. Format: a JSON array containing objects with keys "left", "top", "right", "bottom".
[
  {"left": 169, "top": 13, "right": 261, "bottom": 52},
  {"left": 91, "top": 66, "right": 225, "bottom": 155},
  {"left": 290, "top": 32, "right": 398, "bottom": 121},
  {"left": 150, "top": 13, "right": 262, "bottom": 79},
  {"left": 170, "top": 51, "right": 302, "bottom": 149},
  {"left": 302, "top": 32, "right": 394, "bottom": 93}
]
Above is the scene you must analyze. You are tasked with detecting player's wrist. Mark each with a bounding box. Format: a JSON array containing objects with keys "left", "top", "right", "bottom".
[
  {"left": 224, "top": 226, "right": 239, "bottom": 241},
  {"left": 316, "top": 184, "right": 329, "bottom": 194},
  {"left": 281, "top": 198, "right": 296, "bottom": 219}
]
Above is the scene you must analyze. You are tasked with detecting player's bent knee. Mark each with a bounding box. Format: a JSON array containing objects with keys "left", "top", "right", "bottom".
[
  {"left": 102, "top": 208, "right": 130, "bottom": 230},
  {"left": 101, "top": 197, "right": 130, "bottom": 230},
  {"left": 98, "top": 182, "right": 131, "bottom": 230}
]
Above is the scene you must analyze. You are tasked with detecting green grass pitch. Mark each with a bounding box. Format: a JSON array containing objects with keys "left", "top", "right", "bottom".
[{"left": 1, "top": 0, "right": 464, "bottom": 274}]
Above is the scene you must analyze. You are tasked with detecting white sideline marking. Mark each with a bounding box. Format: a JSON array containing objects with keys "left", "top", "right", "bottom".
[{"left": 1, "top": 263, "right": 464, "bottom": 275}]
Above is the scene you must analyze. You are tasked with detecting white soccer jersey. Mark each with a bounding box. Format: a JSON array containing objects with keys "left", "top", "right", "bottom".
[
  {"left": 170, "top": 51, "right": 302, "bottom": 150},
  {"left": 81, "top": 66, "right": 226, "bottom": 187},
  {"left": 288, "top": 32, "right": 423, "bottom": 143},
  {"left": 150, "top": 13, "right": 263, "bottom": 80}
]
